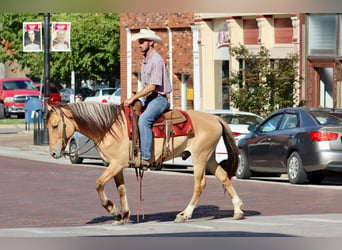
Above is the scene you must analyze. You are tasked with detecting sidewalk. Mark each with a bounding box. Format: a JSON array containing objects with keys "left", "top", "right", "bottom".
[{"left": 0, "top": 124, "right": 69, "bottom": 164}]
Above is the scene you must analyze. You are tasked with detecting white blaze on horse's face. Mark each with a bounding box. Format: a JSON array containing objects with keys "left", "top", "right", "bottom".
[{"left": 47, "top": 109, "right": 66, "bottom": 159}]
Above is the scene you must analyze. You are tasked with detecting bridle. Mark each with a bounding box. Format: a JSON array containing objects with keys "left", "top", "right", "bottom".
[{"left": 56, "top": 106, "right": 96, "bottom": 157}]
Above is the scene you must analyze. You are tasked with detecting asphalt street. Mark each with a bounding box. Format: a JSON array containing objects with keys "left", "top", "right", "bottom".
[{"left": 0, "top": 124, "right": 342, "bottom": 241}]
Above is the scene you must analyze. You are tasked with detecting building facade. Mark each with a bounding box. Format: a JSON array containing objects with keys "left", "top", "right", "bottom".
[
  {"left": 305, "top": 13, "right": 342, "bottom": 108},
  {"left": 120, "top": 13, "right": 342, "bottom": 111},
  {"left": 194, "top": 13, "right": 301, "bottom": 110}
]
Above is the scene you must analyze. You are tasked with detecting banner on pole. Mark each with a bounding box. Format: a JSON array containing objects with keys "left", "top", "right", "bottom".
[
  {"left": 51, "top": 22, "right": 71, "bottom": 52},
  {"left": 23, "top": 22, "right": 43, "bottom": 52}
]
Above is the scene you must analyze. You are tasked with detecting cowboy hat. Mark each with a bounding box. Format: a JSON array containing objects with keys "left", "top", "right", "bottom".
[{"left": 132, "top": 29, "right": 162, "bottom": 44}]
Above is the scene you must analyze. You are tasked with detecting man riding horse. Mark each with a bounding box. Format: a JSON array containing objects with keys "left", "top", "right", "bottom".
[{"left": 124, "top": 28, "right": 172, "bottom": 169}]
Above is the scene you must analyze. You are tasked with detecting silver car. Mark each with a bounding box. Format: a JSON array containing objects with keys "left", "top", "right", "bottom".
[
  {"left": 237, "top": 107, "right": 342, "bottom": 184},
  {"left": 67, "top": 132, "right": 108, "bottom": 166}
]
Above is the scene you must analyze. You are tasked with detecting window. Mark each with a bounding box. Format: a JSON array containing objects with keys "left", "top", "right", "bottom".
[
  {"left": 3, "top": 80, "right": 36, "bottom": 90},
  {"left": 243, "top": 19, "right": 258, "bottom": 45},
  {"left": 259, "top": 114, "right": 283, "bottom": 133},
  {"left": 279, "top": 113, "right": 298, "bottom": 129},
  {"left": 307, "top": 14, "right": 338, "bottom": 57},
  {"left": 274, "top": 18, "right": 293, "bottom": 44},
  {"left": 310, "top": 111, "right": 342, "bottom": 125}
]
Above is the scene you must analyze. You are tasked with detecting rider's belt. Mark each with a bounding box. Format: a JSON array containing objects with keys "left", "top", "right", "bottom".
[{"left": 147, "top": 92, "right": 166, "bottom": 101}]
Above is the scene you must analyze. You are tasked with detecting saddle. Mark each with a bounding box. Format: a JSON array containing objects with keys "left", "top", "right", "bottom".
[{"left": 124, "top": 100, "right": 194, "bottom": 167}]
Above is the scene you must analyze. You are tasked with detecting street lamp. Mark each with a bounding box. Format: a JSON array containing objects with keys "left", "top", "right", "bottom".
[{"left": 40, "top": 13, "right": 50, "bottom": 145}]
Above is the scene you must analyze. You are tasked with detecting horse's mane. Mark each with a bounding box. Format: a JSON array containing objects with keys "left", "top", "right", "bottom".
[{"left": 56, "top": 102, "right": 124, "bottom": 142}]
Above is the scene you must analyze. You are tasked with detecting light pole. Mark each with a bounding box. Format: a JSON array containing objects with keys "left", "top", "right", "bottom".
[{"left": 40, "top": 13, "right": 50, "bottom": 145}]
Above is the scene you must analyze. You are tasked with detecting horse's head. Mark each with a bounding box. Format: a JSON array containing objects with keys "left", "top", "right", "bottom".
[{"left": 47, "top": 104, "right": 76, "bottom": 159}]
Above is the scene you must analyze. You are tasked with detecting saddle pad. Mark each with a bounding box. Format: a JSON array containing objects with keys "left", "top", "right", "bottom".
[{"left": 124, "top": 106, "right": 194, "bottom": 138}]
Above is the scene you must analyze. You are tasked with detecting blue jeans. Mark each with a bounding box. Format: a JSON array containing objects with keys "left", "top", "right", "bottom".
[{"left": 139, "top": 96, "right": 168, "bottom": 160}]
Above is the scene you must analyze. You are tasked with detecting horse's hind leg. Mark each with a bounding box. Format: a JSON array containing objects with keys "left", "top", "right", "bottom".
[
  {"left": 175, "top": 161, "right": 207, "bottom": 223},
  {"left": 207, "top": 160, "right": 244, "bottom": 220},
  {"left": 95, "top": 166, "right": 130, "bottom": 224}
]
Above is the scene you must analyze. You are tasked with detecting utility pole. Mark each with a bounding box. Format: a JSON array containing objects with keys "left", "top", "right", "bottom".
[{"left": 41, "top": 13, "right": 50, "bottom": 145}]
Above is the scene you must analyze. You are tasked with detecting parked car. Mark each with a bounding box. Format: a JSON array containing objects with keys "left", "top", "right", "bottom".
[
  {"left": 60, "top": 88, "right": 74, "bottom": 103},
  {"left": 67, "top": 132, "right": 108, "bottom": 166},
  {"left": 0, "top": 78, "right": 40, "bottom": 119},
  {"left": 75, "top": 87, "right": 92, "bottom": 101},
  {"left": 108, "top": 88, "right": 121, "bottom": 105},
  {"left": 163, "top": 109, "right": 264, "bottom": 168},
  {"left": 237, "top": 107, "right": 342, "bottom": 184},
  {"left": 84, "top": 87, "right": 117, "bottom": 103},
  {"left": 35, "top": 83, "right": 61, "bottom": 105}
]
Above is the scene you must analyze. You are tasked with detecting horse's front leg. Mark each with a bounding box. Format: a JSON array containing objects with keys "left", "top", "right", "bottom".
[
  {"left": 113, "top": 171, "right": 130, "bottom": 224},
  {"left": 95, "top": 166, "right": 129, "bottom": 224}
]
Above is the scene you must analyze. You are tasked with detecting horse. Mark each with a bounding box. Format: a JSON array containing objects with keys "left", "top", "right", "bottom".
[{"left": 47, "top": 102, "right": 244, "bottom": 224}]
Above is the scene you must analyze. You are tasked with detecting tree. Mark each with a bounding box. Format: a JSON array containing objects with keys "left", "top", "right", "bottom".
[
  {"left": 0, "top": 13, "right": 120, "bottom": 87},
  {"left": 228, "top": 44, "right": 302, "bottom": 117}
]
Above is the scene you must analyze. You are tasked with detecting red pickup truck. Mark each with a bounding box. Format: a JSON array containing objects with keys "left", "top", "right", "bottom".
[{"left": 0, "top": 78, "right": 41, "bottom": 119}]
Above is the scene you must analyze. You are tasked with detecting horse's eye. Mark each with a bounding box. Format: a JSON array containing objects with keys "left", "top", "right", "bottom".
[{"left": 53, "top": 125, "right": 58, "bottom": 129}]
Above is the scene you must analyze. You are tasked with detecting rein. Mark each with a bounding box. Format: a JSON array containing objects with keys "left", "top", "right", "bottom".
[
  {"left": 58, "top": 107, "right": 68, "bottom": 154},
  {"left": 57, "top": 107, "right": 98, "bottom": 158}
]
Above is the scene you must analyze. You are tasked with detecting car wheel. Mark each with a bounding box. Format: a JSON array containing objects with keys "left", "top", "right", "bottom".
[
  {"left": 235, "top": 150, "right": 251, "bottom": 179},
  {"left": 287, "top": 152, "right": 307, "bottom": 184},
  {"left": 69, "top": 140, "right": 83, "bottom": 164},
  {"left": 307, "top": 172, "right": 324, "bottom": 184}
]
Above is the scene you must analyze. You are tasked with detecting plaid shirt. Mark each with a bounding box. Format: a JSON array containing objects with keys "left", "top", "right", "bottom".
[{"left": 141, "top": 50, "right": 172, "bottom": 95}]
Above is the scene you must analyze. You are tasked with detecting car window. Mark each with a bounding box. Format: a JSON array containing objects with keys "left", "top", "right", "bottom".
[
  {"left": 3, "top": 80, "right": 36, "bottom": 90},
  {"left": 92, "top": 90, "right": 100, "bottom": 97},
  {"left": 279, "top": 113, "right": 298, "bottom": 130},
  {"left": 102, "top": 89, "right": 116, "bottom": 95},
  {"left": 259, "top": 114, "right": 283, "bottom": 133},
  {"left": 218, "top": 114, "right": 263, "bottom": 125},
  {"left": 310, "top": 111, "right": 342, "bottom": 125}
]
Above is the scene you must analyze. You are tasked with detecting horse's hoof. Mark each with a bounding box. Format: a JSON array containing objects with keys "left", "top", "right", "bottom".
[
  {"left": 174, "top": 216, "right": 186, "bottom": 223},
  {"left": 174, "top": 212, "right": 188, "bottom": 223},
  {"left": 233, "top": 212, "right": 244, "bottom": 220},
  {"left": 112, "top": 220, "right": 124, "bottom": 226}
]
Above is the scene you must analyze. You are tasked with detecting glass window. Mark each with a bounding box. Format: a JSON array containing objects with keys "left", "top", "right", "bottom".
[
  {"left": 307, "top": 14, "right": 338, "bottom": 57},
  {"left": 259, "top": 114, "right": 283, "bottom": 133},
  {"left": 310, "top": 111, "right": 342, "bottom": 125},
  {"left": 3, "top": 80, "right": 36, "bottom": 90},
  {"left": 279, "top": 113, "right": 298, "bottom": 129},
  {"left": 218, "top": 114, "right": 263, "bottom": 125},
  {"left": 102, "top": 88, "right": 116, "bottom": 95}
]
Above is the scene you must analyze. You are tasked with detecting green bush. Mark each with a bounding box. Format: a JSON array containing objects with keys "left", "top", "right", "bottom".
[{"left": 228, "top": 45, "right": 302, "bottom": 117}]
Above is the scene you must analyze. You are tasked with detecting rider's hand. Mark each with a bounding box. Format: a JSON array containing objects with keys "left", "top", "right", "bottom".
[{"left": 124, "top": 98, "right": 134, "bottom": 106}]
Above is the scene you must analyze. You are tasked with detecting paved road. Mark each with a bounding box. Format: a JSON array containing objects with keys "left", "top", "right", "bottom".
[{"left": 0, "top": 125, "right": 342, "bottom": 238}]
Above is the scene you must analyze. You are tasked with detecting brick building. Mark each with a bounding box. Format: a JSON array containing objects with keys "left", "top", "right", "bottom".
[{"left": 120, "top": 13, "right": 195, "bottom": 110}]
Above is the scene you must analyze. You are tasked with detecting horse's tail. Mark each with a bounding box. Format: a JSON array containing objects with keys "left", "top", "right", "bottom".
[{"left": 218, "top": 119, "right": 239, "bottom": 178}]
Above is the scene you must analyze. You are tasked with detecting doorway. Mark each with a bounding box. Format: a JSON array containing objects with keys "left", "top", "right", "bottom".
[{"left": 318, "top": 67, "right": 333, "bottom": 108}]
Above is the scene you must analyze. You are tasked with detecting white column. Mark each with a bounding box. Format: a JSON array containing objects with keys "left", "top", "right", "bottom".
[
  {"left": 125, "top": 28, "right": 132, "bottom": 98},
  {"left": 167, "top": 27, "right": 173, "bottom": 109},
  {"left": 191, "top": 24, "right": 201, "bottom": 110}
]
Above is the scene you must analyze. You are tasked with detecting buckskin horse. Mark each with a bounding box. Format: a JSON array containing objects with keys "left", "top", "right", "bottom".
[{"left": 47, "top": 102, "right": 244, "bottom": 224}]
